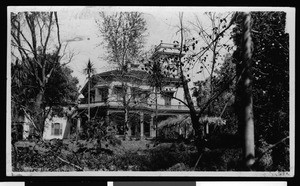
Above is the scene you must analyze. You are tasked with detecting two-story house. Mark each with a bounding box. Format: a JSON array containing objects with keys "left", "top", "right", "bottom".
[{"left": 77, "top": 43, "right": 192, "bottom": 138}]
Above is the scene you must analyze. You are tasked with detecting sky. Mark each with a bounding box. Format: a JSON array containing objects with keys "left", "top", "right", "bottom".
[
  {"left": 55, "top": 6, "right": 207, "bottom": 88},
  {"left": 8, "top": 6, "right": 295, "bottom": 89}
]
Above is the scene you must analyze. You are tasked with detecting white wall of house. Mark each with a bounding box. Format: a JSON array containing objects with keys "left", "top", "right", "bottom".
[
  {"left": 43, "top": 116, "right": 68, "bottom": 140},
  {"left": 89, "top": 79, "right": 191, "bottom": 108},
  {"left": 155, "top": 86, "right": 186, "bottom": 106}
]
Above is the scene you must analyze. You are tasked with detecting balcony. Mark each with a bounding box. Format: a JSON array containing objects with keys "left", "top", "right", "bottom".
[
  {"left": 151, "top": 43, "right": 185, "bottom": 60},
  {"left": 148, "top": 104, "right": 190, "bottom": 111},
  {"left": 78, "top": 101, "right": 191, "bottom": 113}
]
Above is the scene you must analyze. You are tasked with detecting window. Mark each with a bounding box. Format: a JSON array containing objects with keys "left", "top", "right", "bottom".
[
  {"left": 90, "top": 90, "right": 95, "bottom": 103},
  {"left": 98, "top": 88, "right": 108, "bottom": 102},
  {"left": 113, "top": 86, "right": 124, "bottom": 100},
  {"left": 131, "top": 87, "right": 139, "bottom": 100},
  {"left": 51, "top": 123, "right": 62, "bottom": 136},
  {"left": 140, "top": 91, "right": 150, "bottom": 104},
  {"left": 163, "top": 92, "right": 174, "bottom": 106}
]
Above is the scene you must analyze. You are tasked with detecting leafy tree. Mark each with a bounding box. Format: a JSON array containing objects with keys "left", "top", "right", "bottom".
[
  {"left": 96, "top": 12, "right": 147, "bottom": 138},
  {"left": 11, "top": 55, "right": 79, "bottom": 124},
  {"left": 11, "top": 11, "right": 78, "bottom": 138},
  {"left": 45, "top": 65, "right": 79, "bottom": 108},
  {"left": 231, "top": 11, "right": 289, "bottom": 170}
]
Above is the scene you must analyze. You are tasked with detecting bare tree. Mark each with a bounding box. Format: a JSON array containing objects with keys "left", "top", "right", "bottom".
[
  {"left": 10, "top": 11, "right": 74, "bottom": 137},
  {"left": 96, "top": 12, "right": 147, "bottom": 138},
  {"left": 144, "top": 12, "right": 238, "bottom": 157},
  {"left": 190, "top": 12, "right": 235, "bottom": 115}
]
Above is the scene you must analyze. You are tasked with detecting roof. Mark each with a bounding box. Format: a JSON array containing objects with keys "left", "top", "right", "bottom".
[
  {"left": 81, "top": 69, "right": 182, "bottom": 95},
  {"left": 81, "top": 69, "right": 150, "bottom": 94},
  {"left": 96, "top": 69, "right": 149, "bottom": 81}
]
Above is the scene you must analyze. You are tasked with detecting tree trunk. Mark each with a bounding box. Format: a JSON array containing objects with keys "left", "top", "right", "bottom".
[
  {"left": 155, "top": 88, "right": 158, "bottom": 138},
  {"left": 88, "top": 74, "right": 91, "bottom": 122},
  {"left": 190, "top": 111, "right": 204, "bottom": 153},
  {"left": 236, "top": 12, "right": 255, "bottom": 170},
  {"left": 124, "top": 108, "right": 131, "bottom": 137},
  {"left": 34, "top": 91, "right": 45, "bottom": 138}
]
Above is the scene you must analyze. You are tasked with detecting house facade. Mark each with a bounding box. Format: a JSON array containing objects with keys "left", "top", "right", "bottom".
[
  {"left": 13, "top": 107, "right": 77, "bottom": 140},
  {"left": 77, "top": 43, "right": 194, "bottom": 138},
  {"left": 43, "top": 116, "right": 71, "bottom": 140}
]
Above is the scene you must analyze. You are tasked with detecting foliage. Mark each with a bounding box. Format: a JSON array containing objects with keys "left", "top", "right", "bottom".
[
  {"left": 45, "top": 65, "right": 79, "bottom": 107},
  {"left": 10, "top": 11, "right": 76, "bottom": 136},
  {"left": 193, "top": 54, "right": 236, "bottom": 116},
  {"left": 95, "top": 12, "right": 148, "bottom": 137},
  {"left": 157, "top": 115, "right": 227, "bottom": 143},
  {"left": 83, "top": 60, "right": 96, "bottom": 78},
  {"left": 231, "top": 11, "right": 289, "bottom": 170},
  {"left": 97, "top": 12, "right": 147, "bottom": 67},
  {"left": 11, "top": 56, "right": 79, "bottom": 119},
  {"left": 79, "top": 118, "right": 121, "bottom": 145},
  {"left": 142, "top": 12, "right": 238, "bottom": 154}
]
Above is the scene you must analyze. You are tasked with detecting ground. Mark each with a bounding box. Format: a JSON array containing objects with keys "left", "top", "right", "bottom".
[{"left": 12, "top": 136, "right": 246, "bottom": 171}]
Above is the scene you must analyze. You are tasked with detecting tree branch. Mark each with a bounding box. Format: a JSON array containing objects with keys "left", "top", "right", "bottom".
[{"left": 255, "top": 136, "right": 289, "bottom": 164}]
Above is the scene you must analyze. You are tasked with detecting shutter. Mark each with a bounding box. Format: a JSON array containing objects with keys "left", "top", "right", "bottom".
[{"left": 51, "top": 123, "right": 54, "bottom": 135}]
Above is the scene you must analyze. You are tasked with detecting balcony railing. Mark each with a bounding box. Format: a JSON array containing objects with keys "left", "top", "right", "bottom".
[
  {"left": 154, "top": 43, "right": 181, "bottom": 52},
  {"left": 78, "top": 101, "right": 191, "bottom": 111},
  {"left": 151, "top": 43, "right": 185, "bottom": 60}
]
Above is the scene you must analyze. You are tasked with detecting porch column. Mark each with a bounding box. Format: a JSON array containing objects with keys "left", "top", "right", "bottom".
[
  {"left": 77, "top": 118, "right": 81, "bottom": 133},
  {"left": 205, "top": 122, "right": 209, "bottom": 135},
  {"left": 76, "top": 118, "right": 82, "bottom": 140},
  {"left": 150, "top": 113, "right": 156, "bottom": 138},
  {"left": 140, "top": 112, "right": 144, "bottom": 138},
  {"left": 106, "top": 110, "right": 110, "bottom": 124}
]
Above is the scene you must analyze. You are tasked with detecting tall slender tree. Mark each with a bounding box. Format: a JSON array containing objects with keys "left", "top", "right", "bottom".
[
  {"left": 96, "top": 12, "right": 147, "bottom": 138},
  {"left": 235, "top": 12, "right": 255, "bottom": 169},
  {"left": 232, "top": 11, "right": 290, "bottom": 170},
  {"left": 83, "top": 59, "right": 96, "bottom": 122}
]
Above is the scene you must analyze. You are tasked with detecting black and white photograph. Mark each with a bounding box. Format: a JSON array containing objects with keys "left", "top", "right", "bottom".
[{"left": 6, "top": 6, "right": 295, "bottom": 176}]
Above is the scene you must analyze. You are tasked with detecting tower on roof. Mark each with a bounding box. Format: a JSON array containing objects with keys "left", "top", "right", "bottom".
[{"left": 150, "top": 43, "right": 185, "bottom": 61}]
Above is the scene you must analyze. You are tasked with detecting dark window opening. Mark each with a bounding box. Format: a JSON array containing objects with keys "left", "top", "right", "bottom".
[
  {"left": 163, "top": 92, "right": 174, "bottom": 106},
  {"left": 51, "top": 123, "right": 62, "bottom": 136}
]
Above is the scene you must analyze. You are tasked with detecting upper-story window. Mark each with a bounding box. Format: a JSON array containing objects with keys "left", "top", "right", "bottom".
[
  {"left": 131, "top": 87, "right": 139, "bottom": 100},
  {"left": 89, "top": 89, "right": 95, "bottom": 103},
  {"left": 140, "top": 91, "right": 150, "bottom": 104},
  {"left": 98, "top": 88, "right": 108, "bottom": 102},
  {"left": 113, "top": 86, "right": 125, "bottom": 100},
  {"left": 163, "top": 92, "right": 174, "bottom": 106}
]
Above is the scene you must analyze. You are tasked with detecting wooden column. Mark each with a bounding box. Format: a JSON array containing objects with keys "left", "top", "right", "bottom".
[
  {"left": 77, "top": 118, "right": 81, "bottom": 132},
  {"left": 105, "top": 110, "right": 110, "bottom": 124},
  {"left": 140, "top": 112, "right": 144, "bottom": 138},
  {"left": 150, "top": 113, "right": 156, "bottom": 138}
]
